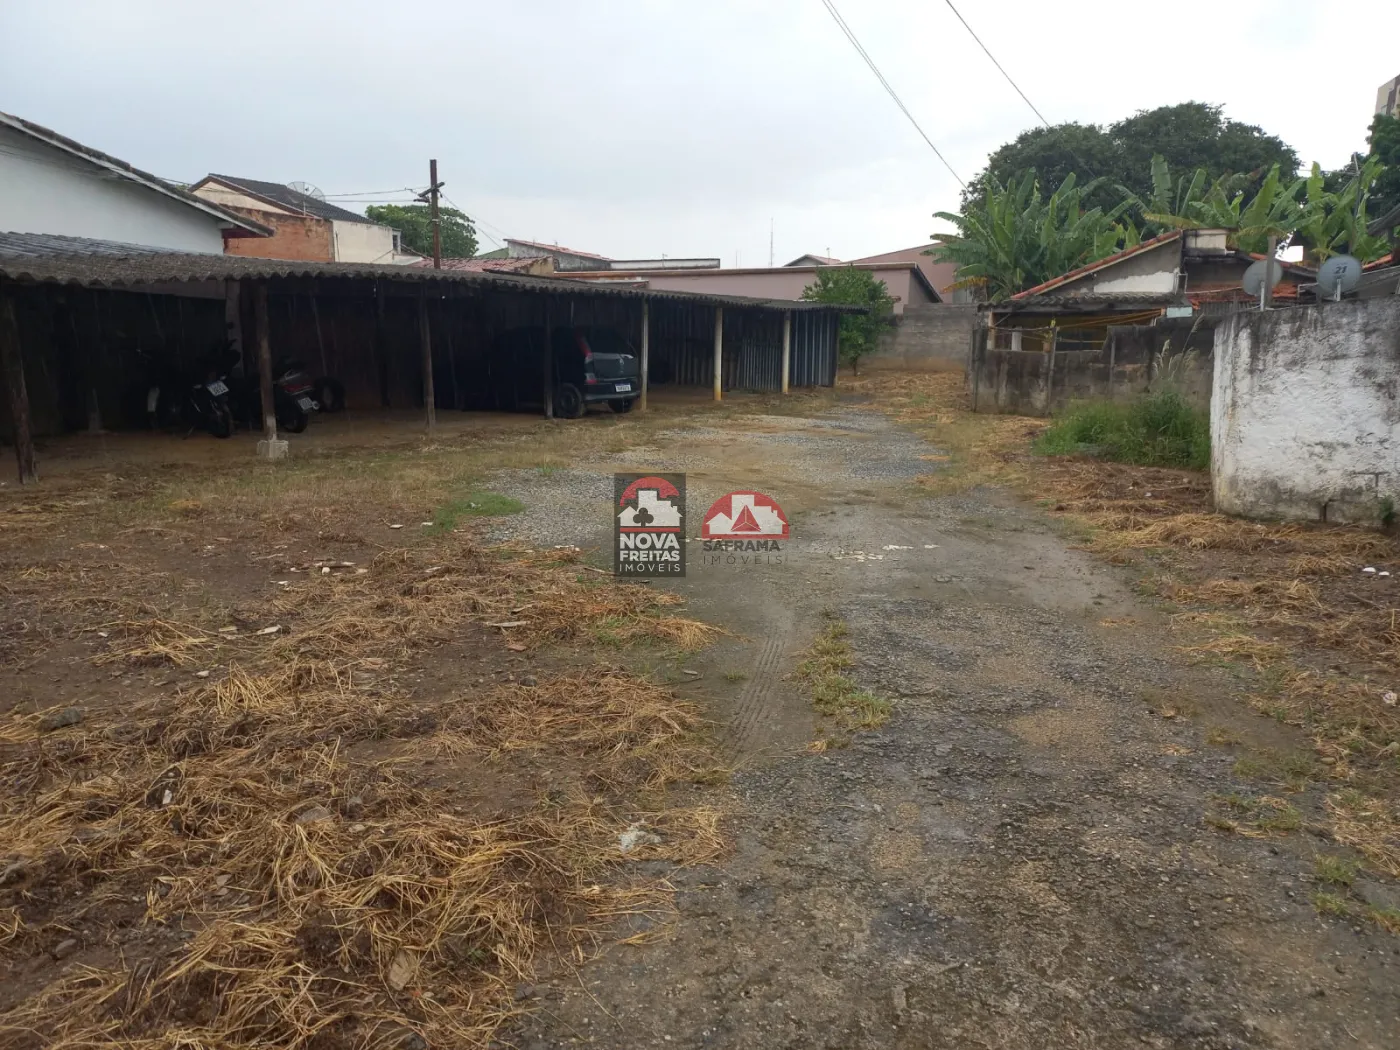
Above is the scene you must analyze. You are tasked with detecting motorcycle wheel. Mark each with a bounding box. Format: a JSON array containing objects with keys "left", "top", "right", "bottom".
[
  {"left": 278, "top": 397, "right": 310, "bottom": 434},
  {"left": 206, "top": 402, "right": 234, "bottom": 439},
  {"left": 313, "top": 377, "right": 346, "bottom": 413}
]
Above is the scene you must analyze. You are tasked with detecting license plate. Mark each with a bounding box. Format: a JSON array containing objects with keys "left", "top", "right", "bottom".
[
  {"left": 296, "top": 396, "right": 315, "bottom": 411},
  {"left": 615, "top": 383, "right": 632, "bottom": 393},
  {"left": 206, "top": 380, "right": 229, "bottom": 396}
]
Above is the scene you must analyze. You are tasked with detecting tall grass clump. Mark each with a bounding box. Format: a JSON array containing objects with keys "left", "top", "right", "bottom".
[{"left": 1036, "top": 390, "right": 1209, "bottom": 470}]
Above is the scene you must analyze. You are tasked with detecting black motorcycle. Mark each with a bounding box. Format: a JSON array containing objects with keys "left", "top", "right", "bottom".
[{"left": 137, "top": 348, "right": 235, "bottom": 439}]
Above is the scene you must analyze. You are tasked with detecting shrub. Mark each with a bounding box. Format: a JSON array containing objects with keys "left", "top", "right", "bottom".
[{"left": 1036, "top": 390, "right": 1209, "bottom": 470}]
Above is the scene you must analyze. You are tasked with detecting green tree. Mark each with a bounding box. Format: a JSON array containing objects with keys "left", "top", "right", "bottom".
[
  {"left": 800, "top": 268, "right": 896, "bottom": 374},
  {"left": 363, "top": 204, "right": 478, "bottom": 258},
  {"left": 1110, "top": 102, "right": 1297, "bottom": 199},
  {"left": 960, "top": 122, "right": 1120, "bottom": 211},
  {"left": 1368, "top": 114, "right": 1400, "bottom": 232},
  {"left": 933, "top": 172, "right": 1138, "bottom": 300},
  {"left": 964, "top": 102, "right": 1298, "bottom": 213}
]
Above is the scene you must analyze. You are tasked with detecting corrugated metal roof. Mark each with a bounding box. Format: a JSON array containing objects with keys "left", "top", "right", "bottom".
[
  {"left": 195, "top": 175, "right": 381, "bottom": 226},
  {"left": 0, "top": 231, "right": 216, "bottom": 258},
  {"left": 0, "top": 244, "right": 861, "bottom": 313},
  {"left": 0, "top": 111, "right": 272, "bottom": 238}
]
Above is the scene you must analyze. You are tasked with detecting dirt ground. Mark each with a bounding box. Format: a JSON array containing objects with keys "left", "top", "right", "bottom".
[{"left": 4, "top": 385, "right": 1400, "bottom": 1048}]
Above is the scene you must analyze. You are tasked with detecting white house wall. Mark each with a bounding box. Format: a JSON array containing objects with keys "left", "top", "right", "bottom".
[
  {"left": 0, "top": 126, "right": 227, "bottom": 253},
  {"left": 331, "top": 219, "right": 399, "bottom": 263},
  {"left": 1212, "top": 298, "right": 1400, "bottom": 523},
  {"left": 1092, "top": 271, "right": 1179, "bottom": 294}
]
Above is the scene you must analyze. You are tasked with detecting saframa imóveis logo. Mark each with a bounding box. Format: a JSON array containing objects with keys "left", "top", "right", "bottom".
[{"left": 700, "top": 491, "right": 788, "bottom": 567}]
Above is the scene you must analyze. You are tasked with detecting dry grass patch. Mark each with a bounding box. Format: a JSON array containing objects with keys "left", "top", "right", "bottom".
[
  {"left": 0, "top": 524, "right": 727, "bottom": 1047},
  {"left": 0, "top": 661, "right": 722, "bottom": 1049}
]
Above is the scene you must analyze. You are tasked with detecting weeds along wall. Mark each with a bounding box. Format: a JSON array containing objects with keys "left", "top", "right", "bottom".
[
  {"left": 1213, "top": 297, "right": 1400, "bottom": 524},
  {"left": 968, "top": 318, "right": 1215, "bottom": 417}
]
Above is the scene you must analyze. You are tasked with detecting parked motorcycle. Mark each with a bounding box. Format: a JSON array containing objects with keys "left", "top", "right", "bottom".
[
  {"left": 136, "top": 348, "right": 235, "bottom": 439},
  {"left": 234, "top": 358, "right": 346, "bottom": 434}
]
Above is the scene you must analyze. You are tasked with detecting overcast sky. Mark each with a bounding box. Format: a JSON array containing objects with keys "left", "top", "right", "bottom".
[{"left": 2, "top": 1, "right": 1396, "bottom": 265}]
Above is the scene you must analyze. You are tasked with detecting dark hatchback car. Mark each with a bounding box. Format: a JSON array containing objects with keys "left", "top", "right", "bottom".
[{"left": 488, "top": 326, "right": 640, "bottom": 417}]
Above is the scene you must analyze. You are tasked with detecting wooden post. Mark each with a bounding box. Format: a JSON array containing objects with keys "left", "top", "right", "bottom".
[
  {"left": 419, "top": 289, "right": 436, "bottom": 433},
  {"left": 712, "top": 306, "right": 724, "bottom": 402},
  {"left": 256, "top": 293, "right": 272, "bottom": 434},
  {"left": 254, "top": 283, "right": 277, "bottom": 444},
  {"left": 374, "top": 281, "right": 389, "bottom": 408},
  {"left": 542, "top": 300, "right": 554, "bottom": 418},
  {"left": 780, "top": 310, "right": 792, "bottom": 394},
  {"left": 310, "top": 292, "right": 328, "bottom": 377},
  {"left": 639, "top": 300, "right": 650, "bottom": 412},
  {"left": 0, "top": 293, "right": 37, "bottom": 483}
]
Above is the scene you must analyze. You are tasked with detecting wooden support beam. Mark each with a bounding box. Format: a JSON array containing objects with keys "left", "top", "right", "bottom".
[
  {"left": 542, "top": 300, "right": 554, "bottom": 419},
  {"left": 253, "top": 283, "right": 277, "bottom": 443},
  {"left": 712, "top": 306, "right": 723, "bottom": 402},
  {"left": 0, "top": 293, "right": 37, "bottom": 483},
  {"left": 419, "top": 290, "right": 436, "bottom": 433},
  {"left": 639, "top": 300, "right": 650, "bottom": 413},
  {"left": 781, "top": 311, "right": 791, "bottom": 394}
]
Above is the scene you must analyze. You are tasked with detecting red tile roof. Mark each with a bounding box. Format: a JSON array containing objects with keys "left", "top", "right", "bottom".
[
  {"left": 411, "top": 256, "right": 546, "bottom": 273},
  {"left": 1010, "top": 232, "right": 1182, "bottom": 300}
]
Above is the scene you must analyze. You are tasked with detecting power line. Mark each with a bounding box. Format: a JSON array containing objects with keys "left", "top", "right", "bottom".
[
  {"left": 818, "top": 0, "right": 964, "bottom": 187},
  {"left": 321, "top": 186, "right": 425, "bottom": 199},
  {"left": 441, "top": 192, "right": 506, "bottom": 251},
  {"left": 941, "top": 0, "right": 1049, "bottom": 129}
]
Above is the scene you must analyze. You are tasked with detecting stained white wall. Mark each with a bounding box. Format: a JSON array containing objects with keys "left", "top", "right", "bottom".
[
  {"left": 0, "top": 126, "right": 227, "bottom": 253},
  {"left": 192, "top": 182, "right": 294, "bottom": 215},
  {"left": 1213, "top": 298, "right": 1400, "bottom": 523},
  {"left": 331, "top": 219, "right": 399, "bottom": 263}
]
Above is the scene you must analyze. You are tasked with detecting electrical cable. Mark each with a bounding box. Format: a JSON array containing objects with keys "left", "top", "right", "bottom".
[
  {"left": 441, "top": 192, "right": 505, "bottom": 251},
  {"left": 818, "top": 0, "right": 964, "bottom": 187},
  {"left": 940, "top": 0, "right": 1049, "bottom": 129}
]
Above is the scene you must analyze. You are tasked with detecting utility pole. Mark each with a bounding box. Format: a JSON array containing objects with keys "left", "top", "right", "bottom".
[{"left": 417, "top": 160, "right": 445, "bottom": 269}]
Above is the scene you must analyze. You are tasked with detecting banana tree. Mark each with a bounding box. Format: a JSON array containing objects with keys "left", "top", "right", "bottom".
[
  {"left": 1293, "top": 159, "right": 1391, "bottom": 263},
  {"left": 931, "top": 172, "right": 1138, "bottom": 300}
]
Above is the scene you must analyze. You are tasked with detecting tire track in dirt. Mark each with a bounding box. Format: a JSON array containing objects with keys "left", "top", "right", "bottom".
[{"left": 721, "top": 629, "right": 793, "bottom": 757}]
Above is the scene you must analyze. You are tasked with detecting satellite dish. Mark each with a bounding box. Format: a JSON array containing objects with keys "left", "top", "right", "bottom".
[
  {"left": 1316, "top": 254, "right": 1362, "bottom": 301},
  {"left": 286, "top": 181, "right": 326, "bottom": 201},
  {"left": 1242, "top": 258, "right": 1284, "bottom": 297}
]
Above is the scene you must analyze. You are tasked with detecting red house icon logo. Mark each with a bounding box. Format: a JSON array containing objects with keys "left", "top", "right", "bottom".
[{"left": 701, "top": 492, "right": 789, "bottom": 540}]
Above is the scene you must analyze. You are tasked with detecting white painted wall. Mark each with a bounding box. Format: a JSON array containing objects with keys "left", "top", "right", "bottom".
[
  {"left": 1093, "top": 271, "right": 1179, "bottom": 294},
  {"left": 1213, "top": 298, "right": 1400, "bottom": 523},
  {"left": 0, "top": 126, "right": 227, "bottom": 253},
  {"left": 331, "top": 218, "right": 400, "bottom": 263}
]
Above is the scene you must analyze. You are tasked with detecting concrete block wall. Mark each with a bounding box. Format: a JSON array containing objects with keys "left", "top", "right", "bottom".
[
  {"left": 1213, "top": 297, "right": 1400, "bottom": 523},
  {"left": 969, "top": 322, "right": 1213, "bottom": 416},
  {"left": 866, "top": 303, "right": 977, "bottom": 372}
]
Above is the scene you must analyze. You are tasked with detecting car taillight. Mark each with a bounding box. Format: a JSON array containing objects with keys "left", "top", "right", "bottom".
[{"left": 578, "top": 335, "right": 592, "bottom": 362}]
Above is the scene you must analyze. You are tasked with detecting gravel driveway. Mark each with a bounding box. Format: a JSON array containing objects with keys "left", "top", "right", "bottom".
[{"left": 487, "top": 400, "right": 1398, "bottom": 1050}]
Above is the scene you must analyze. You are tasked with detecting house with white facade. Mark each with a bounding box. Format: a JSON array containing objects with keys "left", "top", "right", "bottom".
[
  {"left": 0, "top": 111, "right": 269, "bottom": 254},
  {"left": 190, "top": 175, "right": 418, "bottom": 265}
]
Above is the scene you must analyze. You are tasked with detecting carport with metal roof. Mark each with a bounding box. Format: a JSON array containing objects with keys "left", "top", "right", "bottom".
[{"left": 0, "top": 248, "right": 850, "bottom": 481}]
